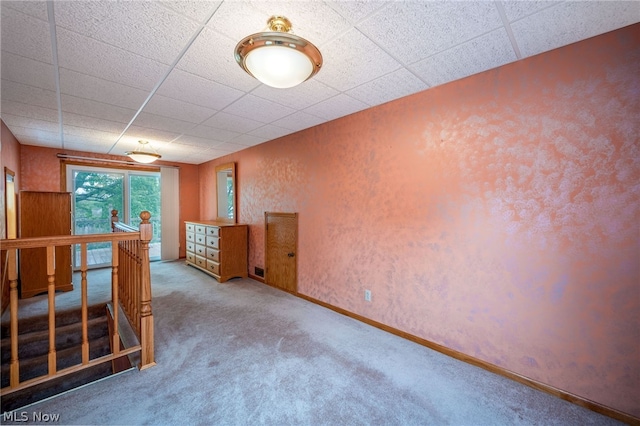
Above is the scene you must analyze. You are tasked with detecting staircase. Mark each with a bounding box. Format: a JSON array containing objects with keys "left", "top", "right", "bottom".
[{"left": 0, "top": 303, "right": 129, "bottom": 411}]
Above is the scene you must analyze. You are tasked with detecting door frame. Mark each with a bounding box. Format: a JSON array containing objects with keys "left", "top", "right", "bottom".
[
  {"left": 2, "top": 168, "right": 17, "bottom": 312},
  {"left": 264, "top": 212, "right": 298, "bottom": 294}
]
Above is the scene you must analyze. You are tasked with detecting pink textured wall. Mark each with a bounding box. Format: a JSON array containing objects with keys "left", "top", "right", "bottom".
[
  {"left": 200, "top": 24, "right": 640, "bottom": 416},
  {"left": 18, "top": 145, "right": 199, "bottom": 258},
  {"left": 1, "top": 121, "right": 22, "bottom": 239}
]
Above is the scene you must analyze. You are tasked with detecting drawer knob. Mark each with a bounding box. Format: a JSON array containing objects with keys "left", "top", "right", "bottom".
[{"left": 288, "top": 252, "right": 295, "bottom": 258}]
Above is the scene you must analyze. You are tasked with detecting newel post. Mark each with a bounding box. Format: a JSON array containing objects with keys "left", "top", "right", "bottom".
[
  {"left": 111, "top": 210, "right": 119, "bottom": 232},
  {"left": 138, "top": 211, "right": 156, "bottom": 369}
]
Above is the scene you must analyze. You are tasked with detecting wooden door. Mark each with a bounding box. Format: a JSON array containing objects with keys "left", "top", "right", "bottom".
[
  {"left": 19, "top": 191, "right": 73, "bottom": 298},
  {"left": 265, "top": 212, "right": 297, "bottom": 293}
]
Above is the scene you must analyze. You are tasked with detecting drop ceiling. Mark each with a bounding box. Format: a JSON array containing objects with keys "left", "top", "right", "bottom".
[{"left": 1, "top": 1, "right": 638, "bottom": 165}]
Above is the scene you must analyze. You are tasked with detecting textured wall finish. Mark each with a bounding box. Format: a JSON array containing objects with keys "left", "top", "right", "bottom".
[
  {"left": 200, "top": 25, "right": 640, "bottom": 416},
  {"left": 1, "top": 121, "right": 22, "bottom": 239}
]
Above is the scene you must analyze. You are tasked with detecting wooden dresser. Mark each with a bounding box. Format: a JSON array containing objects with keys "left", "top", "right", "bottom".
[{"left": 185, "top": 221, "right": 248, "bottom": 282}]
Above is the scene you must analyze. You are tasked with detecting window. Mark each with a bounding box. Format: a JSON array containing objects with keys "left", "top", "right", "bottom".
[{"left": 67, "top": 165, "right": 161, "bottom": 268}]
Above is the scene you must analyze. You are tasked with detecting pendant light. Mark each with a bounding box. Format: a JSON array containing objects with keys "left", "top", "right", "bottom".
[
  {"left": 126, "top": 140, "right": 161, "bottom": 164},
  {"left": 235, "top": 16, "right": 322, "bottom": 89}
]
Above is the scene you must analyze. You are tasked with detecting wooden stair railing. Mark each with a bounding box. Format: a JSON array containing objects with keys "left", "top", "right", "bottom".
[
  {"left": 0, "top": 211, "right": 155, "bottom": 397},
  {"left": 110, "top": 210, "right": 155, "bottom": 370}
]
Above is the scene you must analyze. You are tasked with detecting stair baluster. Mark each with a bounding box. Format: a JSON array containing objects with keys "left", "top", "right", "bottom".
[
  {"left": 80, "top": 242, "right": 89, "bottom": 365},
  {"left": 46, "top": 246, "right": 56, "bottom": 376},
  {"left": 8, "top": 248, "right": 19, "bottom": 388},
  {"left": 111, "top": 242, "right": 120, "bottom": 357}
]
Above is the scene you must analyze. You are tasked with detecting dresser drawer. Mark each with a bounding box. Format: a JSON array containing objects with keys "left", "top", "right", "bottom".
[
  {"left": 185, "top": 222, "right": 247, "bottom": 283},
  {"left": 206, "top": 260, "right": 220, "bottom": 275},
  {"left": 195, "top": 255, "right": 206, "bottom": 268},
  {"left": 206, "top": 236, "right": 219, "bottom": 248},
  {"left": 206, "top": 247, "right": 219, "bottom": 262}
]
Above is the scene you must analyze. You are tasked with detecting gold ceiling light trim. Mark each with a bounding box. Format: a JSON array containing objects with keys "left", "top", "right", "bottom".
[
  {"left": 235, "top": 15, "right": 323, "bottom": 89},
  {"left": 125, "top": 140, "right": 161, "bottom": 164}
]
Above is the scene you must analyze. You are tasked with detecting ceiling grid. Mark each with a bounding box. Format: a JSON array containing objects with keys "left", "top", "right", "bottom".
[{"left": 1, "top": 0, "right": 638, "bottom": 164}]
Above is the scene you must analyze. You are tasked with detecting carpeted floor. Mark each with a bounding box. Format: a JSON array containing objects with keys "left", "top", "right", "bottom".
[{"left": 1, "top": 260, "right": 623, "bottom": 425}]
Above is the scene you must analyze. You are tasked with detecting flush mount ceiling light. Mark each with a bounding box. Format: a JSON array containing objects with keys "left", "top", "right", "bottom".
[
  {"left": 235, "top": 16, "right": 322, "bottom": 89},
  {"left": 126, "top": 140, "right": 161, "bottom": 164}
]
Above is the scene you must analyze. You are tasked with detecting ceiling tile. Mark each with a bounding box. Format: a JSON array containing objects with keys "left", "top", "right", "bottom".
[
  {"left": 228, "top": 133, "right": 268, "bottom": 147},
  {"left": 63, "top": 142, "right": 116, "bottom": 154},
  {"left": 165, "top": 140, "right": 213, "bottom": 154},
  {"left": 211, "top": 142, "right": 252, "bottom": 152},
  {"left": 176, "top": 28, "right": 260, "bottom": 92},
  {"left": 248, "top": 124, "right": 292, "bottom": 140},
  {"left": 144, "top": 94, "right": 218, "bottom": 124},
  {"left": 324, "top": 0, "right": 390, "bottom": 24},
  {"left": 9, "top": 127, "right": 61, "bottom": 148},
  {"left": 222, "top": 94, "right": 296, "bottom": 123},
  {"left": 56, "top": 28, "right": 169, "bottom": 90},
  {"left": 206, "top": 1, "right": 349, "bottom": 46},
  {"left": 251, "top": 79, "right": 340, "bottom": 110},
  {"left": 183, "top": 124, "right": 239, "bottom": 142},
  {"left": 63, "top": 113, "right": 128, "bottom": 135},
  {"left": 122, "top": 126, "right": 182, "bottom": 145},
  {"left": 512, "top": 2, "right": 640, "bottom": 57},
  {"left": 357, "top": 1, "right": 503, "bottom": 64},
  {"left": 409, "top": 28, "right": 517, "bottom": 88},
  {"left": 1, "top": 100, "right": 59, "bottom": 122},
  {"left": 1, "top": 6, "right": 52, "bottom": 63},
  {"left": 133, "top": 112, "right": 195, "bottom": 135},
  {"left": 63, "top": 125, "right": 120, "bottom": 143},
  {"left": 196, "top": 147, "right": 237, "bottom": 161},
  {"left": 156, "top": 68, "right": 244, "bottom": 110},
  {"left": 53, "top": 1, "right": 201, "bottom": 64},
  {"left": 1, "top": 113, "right": 58, "bottom": 133},
  {"left": 60, "top": 95, "right": 136, "bottom": 124},
  {"left": 204, "top": 2, "right": 270, "bottom": 43},
  {"left": 63, "top": 134, "right": 120, "bottom": 150},
  {"left": 202, "top": 111, "right": 263, "bottom": 133},
  {"left": 249, "top": 1, "right": 352, "bottom": 46},
  {"left": 0, "top": 51, "right": 55, "bottom": 91},
  {"left": 151, "top": 141, "right": 215, "bottom": 163},
  {"left": 315, "top": 28, "right": 402, "bottom": 92},
  {"left": 303, "top": 94, "right": 369, "bottom": 122},
  {"left": 159, "top": 1, "right": 222, "bottom": 24},
  {"left": 58, "top": 69, "right": 149, "bottom": 111},
  {"left": 1, "top": 1, "right": 48, "bottom": 21},
  {"left": 172, "top": 135, "right": 224, "bottom": 148},
  {"left": 271, "top": 111, "right": 327, "bottom": 133},
  {"left": 500, "top": 1, "right": 562, "bottom": 22},
  {"left": 346, "top": 68, "right": 429, "bottom": 107},
  {"left": 1, "top": 79, "right": 58, "bottom": 110}
]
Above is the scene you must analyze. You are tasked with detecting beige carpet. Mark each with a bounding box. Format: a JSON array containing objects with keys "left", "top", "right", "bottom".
[{"left": 1, "top": 260, "right": 623, "bottom": 425}]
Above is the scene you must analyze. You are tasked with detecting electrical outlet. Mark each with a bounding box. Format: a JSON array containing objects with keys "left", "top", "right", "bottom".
[{"left": 364, "top": 289, "right": 372, "bottom": 302}]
